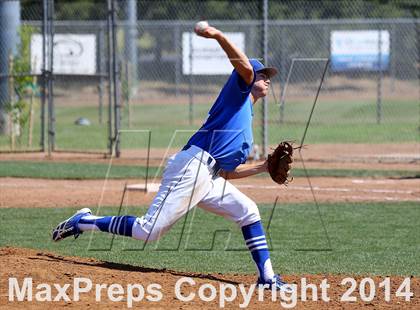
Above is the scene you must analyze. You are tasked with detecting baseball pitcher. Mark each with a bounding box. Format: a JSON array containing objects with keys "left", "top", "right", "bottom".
[{"left": 52, "top": 22, "right": 293, "bottom": 291}]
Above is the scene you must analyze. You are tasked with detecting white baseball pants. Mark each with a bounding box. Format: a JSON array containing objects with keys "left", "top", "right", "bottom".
[{"left": 132, "top": 145, "right": 261, "bottom": 242}]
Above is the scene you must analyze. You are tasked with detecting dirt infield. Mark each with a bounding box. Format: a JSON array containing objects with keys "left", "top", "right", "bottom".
[
  {"left": 1, "top": 247, "right": 418, "bottom": 309},
  {"left": 1, "top": 143, "right": 419, "bottom": 170},
  {"left": 0, "top": 176, "right": 419, "bottom": 209},
  {"left": 0, "top": 143, "right": 419, "bottom": 208}
]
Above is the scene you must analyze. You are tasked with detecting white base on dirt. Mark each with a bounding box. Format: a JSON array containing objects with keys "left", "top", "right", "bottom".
[{"left": 126, "top": 183, "right": 160, "bottom": 193}]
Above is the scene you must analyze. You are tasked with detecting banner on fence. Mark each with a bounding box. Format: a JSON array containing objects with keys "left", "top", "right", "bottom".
[
  {"left": 330, "top": 30, "right": 390, "bottom": 71},
  {"left": 31, "top": 34, "right": 96, "bottom": 75}
]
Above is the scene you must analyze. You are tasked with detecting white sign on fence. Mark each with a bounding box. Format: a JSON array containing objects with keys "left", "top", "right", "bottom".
[
  {"left": 31, "top": 34, "right": 96, "bottom": 75},
  {"left": 331, "top": 30, "right": 390, "bottom": 71},
  {"left": 182, "top": 32, "right": 245, "bottom": 75}
]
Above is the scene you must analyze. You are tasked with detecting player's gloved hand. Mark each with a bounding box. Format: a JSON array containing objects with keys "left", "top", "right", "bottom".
[{"left": 266, "top": 141, "right": 294, "bottom": 185}]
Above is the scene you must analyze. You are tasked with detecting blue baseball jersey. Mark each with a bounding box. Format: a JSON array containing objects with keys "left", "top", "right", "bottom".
[{"left": 185, "top": 69, "right": 256, "bottom": 171}]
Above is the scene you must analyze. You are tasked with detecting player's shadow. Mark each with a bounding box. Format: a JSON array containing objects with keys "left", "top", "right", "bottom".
[{"left": 28, "top": 252, "right": 240, "bottom": 285}]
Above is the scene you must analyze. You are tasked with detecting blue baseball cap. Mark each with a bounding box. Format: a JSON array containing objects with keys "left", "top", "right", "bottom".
[{"left": 249, "top": 59, "right": 278, "bottom": 78}]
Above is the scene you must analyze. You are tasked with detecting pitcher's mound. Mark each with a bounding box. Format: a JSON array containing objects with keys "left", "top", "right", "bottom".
[{"left": 1, "top": 247, "right": 418, "bottom": 309}]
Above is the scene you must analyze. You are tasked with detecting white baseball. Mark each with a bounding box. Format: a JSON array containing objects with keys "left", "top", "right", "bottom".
[{"left": 195, "top": 21, "right": 209, "bottom": 32}]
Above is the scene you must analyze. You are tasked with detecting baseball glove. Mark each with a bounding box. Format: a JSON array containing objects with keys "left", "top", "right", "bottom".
[{"left": 267, "top": 141, "right": 294, "bottom": 185}]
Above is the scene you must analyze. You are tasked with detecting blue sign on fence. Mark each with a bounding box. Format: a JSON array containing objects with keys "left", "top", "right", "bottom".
[{"left": 330, "top": 30, "right": 390, "bottom": 72}]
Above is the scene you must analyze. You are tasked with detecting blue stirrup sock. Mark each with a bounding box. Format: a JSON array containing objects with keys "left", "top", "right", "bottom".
[
  {"left": 241, "top": 220, "right": 275, "bottom": 282},
  {"left": 78, "top": 215, "right": 136, "bottom": 237}
]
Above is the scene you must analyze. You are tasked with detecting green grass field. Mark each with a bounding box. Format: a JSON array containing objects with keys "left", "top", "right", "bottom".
[
  {"left": 0, "top": 99, "right": 418, "bottom": 151},
  {"left": 1, "top": 96, "right": 418, "bottom": 277},
  {"left": 0, "top": 160, "right": 418, "bottom": 179},
  {"left": 0, "top": 202, "right": 419, "bottom": 275},
  {"left": 0, "top": 161, "right": 159, "bottom": 179}
]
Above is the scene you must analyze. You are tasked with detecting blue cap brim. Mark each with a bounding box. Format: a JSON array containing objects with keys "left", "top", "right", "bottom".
[{"left": 256, "top": 67, "right": 278, "bottom": 78}]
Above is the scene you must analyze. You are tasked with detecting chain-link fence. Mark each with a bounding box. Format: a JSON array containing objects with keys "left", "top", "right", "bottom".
[
  {"left": 0, "top": 0, "right": 418, "bottom": 158},
  {"left": 0, "top": 0, "right": 112, "bottom": 153},
  {"left": 118, "top": 0, "right": 419, "bottom": 158},
  {"left": 47, "top": 0, "right": 111, "bottom": 152},
  {"left": 267, "top": 18, "right": 418, "bottom": 147}
]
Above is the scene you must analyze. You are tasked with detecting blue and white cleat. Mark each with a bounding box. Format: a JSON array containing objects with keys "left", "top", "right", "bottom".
[
  {"left": 257, "top": 274, "right": 294, "bottom": 293},
  {"left": 52, "top": 208, "right": 92, "bottom": 242}
]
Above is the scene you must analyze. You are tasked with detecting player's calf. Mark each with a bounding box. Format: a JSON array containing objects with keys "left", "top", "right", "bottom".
[{"left": 52, "top": 211, "right": 161, "bottom": 242}]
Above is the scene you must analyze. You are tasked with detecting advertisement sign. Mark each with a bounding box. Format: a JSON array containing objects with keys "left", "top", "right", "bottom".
[
  {"left": 31, "top": 34, "right": 96, "bottom": 75},
  {"left": 330, "top": 30, "right": 390, "bottom": 71}
]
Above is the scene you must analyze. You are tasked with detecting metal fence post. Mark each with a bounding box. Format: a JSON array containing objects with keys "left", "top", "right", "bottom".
[
  {"left": 189, "top": 30, "right": 193, "bottom": 126},
  {"left": 124, "top": 0, "right": 137, "bottom": 83},
  {"left": 390, "top": 22, "right": 396, "bottom": 93},
  {"left": 262, "top": 0, "right": 268, "bottom": 158},
  {"left": 376, "top": 27, "right": 382, "bottom": 124},
  {"left": 40, "top": 0, "right": 47, "bottom": 151},
  {"left": 107, "top": 0, "right": 113, "bottom": 155},
  {"left": 174, "top": 22, "right": 181, "bottom": 98},
  {"left": 111, "top": 0, "right": 121, "bottom": 157},
  {"left": 47, "top": 0, "right": 55, "bottom": 155},
  {"left": 98, "top": 26, "right": 104, "bottom": 124},
  {"left": 249, "top": 23, "right": 256, "bottom": 58},
  {"left": 279, "top": 25, "right": 285, "bottom": 124}
]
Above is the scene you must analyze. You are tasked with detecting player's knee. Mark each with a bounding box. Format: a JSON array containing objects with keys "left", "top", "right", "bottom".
[{"left": 237, "top": 202, "right": 261, "bottom": 227}]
